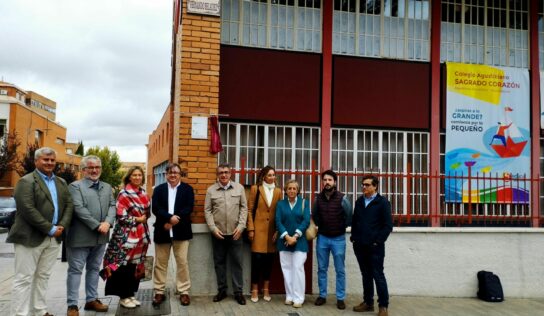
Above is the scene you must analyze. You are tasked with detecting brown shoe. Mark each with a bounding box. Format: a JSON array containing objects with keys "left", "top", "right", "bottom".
[
  {"left": 84, "top": 299, "right": 108, "bottom": 312},
  {"left": 43, "top": 313, "right": 54, "bottom": 316},
  {"left": 378, "top": 306, "right": 389, "bottom": 316},
  {"left": 67, "top": 305, "right": 79, "bottom": 316},
  {"left": 353, "top": 302, "right": 375, "bottom": 312},
  {"left": 180, "top": 294, "right": 191, "bottom": 306},
  {"left": 153, "top": 293, "right": 166, "bottom": 306}
]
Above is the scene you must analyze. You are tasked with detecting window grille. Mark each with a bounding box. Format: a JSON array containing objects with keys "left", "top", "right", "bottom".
[
  {"left": 440, "top": 0, "right": 529, "bottom": 68},
  {"left": 221, "top": 0, "right": 322, "bottom": 52},
  {"left": 333, "top": 0, "right": 430, "bottom": 61},
  {"left": 153, "top": 161, "right": 168, "bottom": 187},
  {"left": 331, "top": 128, "right": 430, "bottom": 216},
  {"left": 219, "top": 122, "right": 320, "bottom": 197}
]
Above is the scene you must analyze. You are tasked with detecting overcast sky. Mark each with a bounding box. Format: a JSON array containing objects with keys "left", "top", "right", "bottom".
[{"left": 0, "top": 0, "right": 172, "bottom": 162}]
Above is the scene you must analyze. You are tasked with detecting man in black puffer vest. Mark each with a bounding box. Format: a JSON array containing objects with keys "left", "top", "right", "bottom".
[
  {"left": 351, "top": 175, "right": 393, "bottom": 316},
  {"left": 312, "top": 170, "right": 352, "bottom": 310}
]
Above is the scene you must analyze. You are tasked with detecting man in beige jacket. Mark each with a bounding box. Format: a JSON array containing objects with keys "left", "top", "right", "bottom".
[{"left": 204, "top": 163, "right": 248, "bottom": 305}]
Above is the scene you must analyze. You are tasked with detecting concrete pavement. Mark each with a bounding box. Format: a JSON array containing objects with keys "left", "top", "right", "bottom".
[{"left": 1, "top": 231, "right": 543, "bottom": 316}]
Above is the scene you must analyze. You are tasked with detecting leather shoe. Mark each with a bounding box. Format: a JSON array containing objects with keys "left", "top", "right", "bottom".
[
  {"left": 378, "top": 306, "right": 389, "bottom": 316},
  {"left": 234, "top": 293, "right": 246, "bottom": 305},
  {"left": 213, "top": 291, "right": 227, "bottom": 302},
  {"left": 180, "top": 294, "right": 191, "bottom": 306},
  {"left": 353, "top": 302, "right": 375, "bottom": 312},
  {"left": 43, "top": 313, "right": 54, "bottom": 316},
  {"left": 152, "top": 293, "right": 166, "bottom": 306},
  {"left": 314, "top": 296, "right": 326, "bottom": 306},
  {"left": 337, "top": 300, "right": 346, "bottom": 310},
  {"left": 84, "top": 299, "right": 108, "bottom": 312},
  {"left": 67, "top": 305, "right": 79, "bottom": 316}
]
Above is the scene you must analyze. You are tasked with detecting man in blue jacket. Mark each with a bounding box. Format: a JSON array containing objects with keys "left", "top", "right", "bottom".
[
  {"left": 151, "top": 163, "right": 194, "bottom": 306},
  {"left": 351, "top": 175, "right": 393, "bottom": 316}
]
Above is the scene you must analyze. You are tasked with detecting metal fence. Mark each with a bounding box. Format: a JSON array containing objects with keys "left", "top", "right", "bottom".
[{"left": 231, "top": 159, "right": 542, "bottom": 227}]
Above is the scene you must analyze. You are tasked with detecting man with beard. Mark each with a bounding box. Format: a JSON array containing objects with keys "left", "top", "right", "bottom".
[{"left": 312, "top": 170, "right": 352, "bottom": 310}]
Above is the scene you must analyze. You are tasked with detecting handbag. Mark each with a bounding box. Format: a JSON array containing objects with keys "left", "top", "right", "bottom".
[
  {"left": 304, "top": 201, "right": 318, "bottom": 240},
  {"left": 243, "top": 188, "right": 260, "bottom": 243}
]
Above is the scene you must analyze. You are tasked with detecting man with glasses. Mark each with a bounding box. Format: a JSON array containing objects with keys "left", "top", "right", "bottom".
[
  {"left": 66, "top": 155, "right": 115, "bottom": 316},
  {"left": 313, "top": 169, "right": 352, "bottom": 310},
  {"left": 204, "top": 163, "right": 248, "bottom": 305},
  {"left": 151, "top": 163, "right": 194, "bottom": 307},
  {"left": 351, "top": 175, "right": 393, "bottom": 316}
]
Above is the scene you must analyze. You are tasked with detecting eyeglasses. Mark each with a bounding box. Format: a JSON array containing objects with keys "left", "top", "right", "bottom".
[
  {"left": 362, "top": 183, "right": 373, "bottom": 187},
  {"left": 217, "top": 171, "right": 230, "bottom": 175},
  {"left": 85, "top": 166, "right": 101, "bottom": 170},
  {"left": 168, "top": 171, "right": 180, "bottom": 175}
]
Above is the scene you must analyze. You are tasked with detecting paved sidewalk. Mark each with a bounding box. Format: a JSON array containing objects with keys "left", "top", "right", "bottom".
[{"left": 1, "top": 232, "right": 543, "bottom": 316}]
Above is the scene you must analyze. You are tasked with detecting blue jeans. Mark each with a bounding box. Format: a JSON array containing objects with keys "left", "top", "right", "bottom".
[
  {"left": 316, "top": 234, "right": 346, "bottom": 300},
  {"left": 66, "top": 244, "right": 107, "bottom": 306}
]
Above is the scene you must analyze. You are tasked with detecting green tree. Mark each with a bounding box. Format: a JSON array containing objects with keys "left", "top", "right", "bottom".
[
  {"left": 75, "top": 141, "right": 84, "bottom": 155},
  {"left": 85, "top": 146, "right": 123, "bottom": 189},
  {"left": 55, "top": 165, "right": 77, "bottom": 184},
  {"left": 17, "top": 143, "right": 39, "bottom": 176},
  {"left": 0, "top": 132, "right": 20, "bottom": 179}
]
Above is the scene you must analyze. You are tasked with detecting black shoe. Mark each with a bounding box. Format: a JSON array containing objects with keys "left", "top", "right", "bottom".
[
  {"left": 314, "top": 296, "right": 326, "bottom": 306},
  {"left": 234, "top": 293, "right": 246, "bottom": 305},
  {"left": 337, "top": 300, "right": 346, "bottom": 310},
  {"left": 213, "top": 291, "right": 227, "bottom": 302}
]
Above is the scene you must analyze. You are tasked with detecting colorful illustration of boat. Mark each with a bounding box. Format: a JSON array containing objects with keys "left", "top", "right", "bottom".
[{"left": 490, "top": 106, "right": 527, "bottom": 158}]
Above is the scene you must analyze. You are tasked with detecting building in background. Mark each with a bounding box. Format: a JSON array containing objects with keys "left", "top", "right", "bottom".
[{"left": 0, "top": 81, "right": 82, "bottom": 195}]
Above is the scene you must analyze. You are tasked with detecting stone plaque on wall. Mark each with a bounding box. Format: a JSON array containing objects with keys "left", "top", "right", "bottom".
[{"left": 187, "top": 0, "right": 220, "bottom": 16}]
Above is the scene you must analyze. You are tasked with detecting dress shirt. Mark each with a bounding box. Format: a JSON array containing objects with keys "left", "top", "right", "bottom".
[
  {"left": 364, "top": 193, "right": 378, "bottom": 207},
  {"left": 37, "top": 169, "right": 59, "bottom": 236},
  {"left": 168, "top": 182, "right": 180, "bottom": 238}
]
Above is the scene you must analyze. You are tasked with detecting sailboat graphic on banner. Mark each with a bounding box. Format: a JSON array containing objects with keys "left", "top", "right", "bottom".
[{"left": 490, "top": 106, "right": 527, "bottom": 158}]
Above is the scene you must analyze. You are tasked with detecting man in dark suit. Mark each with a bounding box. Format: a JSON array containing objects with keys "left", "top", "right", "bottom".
[
  {"left": 350, "top": 175, "right": 393, "bottom": 316},
  {"left": 7, "top": 147, "right": 73, "bottom": 316},
  {"left": 66, "top": 155, "right": 116, "bottom": 316},
  {"left": 151, "top": 163, "right": 194, "bottom": 306}
]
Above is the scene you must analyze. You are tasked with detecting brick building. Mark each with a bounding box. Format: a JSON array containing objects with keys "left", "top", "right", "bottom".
[{"left": 0, "top": 81, "right": 82, "bottom": 194}]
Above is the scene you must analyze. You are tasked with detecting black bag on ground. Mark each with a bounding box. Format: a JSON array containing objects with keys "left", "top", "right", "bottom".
[{"left": 477, "top": 270, "right": 504, "bottom": 302}]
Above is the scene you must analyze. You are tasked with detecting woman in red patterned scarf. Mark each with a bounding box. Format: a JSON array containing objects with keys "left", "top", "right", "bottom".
[{"left": 100, "top": 166, "right": 151, "bottom": 309}]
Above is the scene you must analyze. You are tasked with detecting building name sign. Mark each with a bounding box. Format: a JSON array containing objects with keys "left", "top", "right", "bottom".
[{"left": 187, "top": 0, "right": 220, "bottom": 16}]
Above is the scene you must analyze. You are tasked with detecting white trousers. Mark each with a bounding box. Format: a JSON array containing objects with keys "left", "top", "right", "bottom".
[
  {"left": 279, "top": 251, "right": 307, "bottom": 304},
  {"left": 12, "top": 237, "right": 60, "bottom": 316}
]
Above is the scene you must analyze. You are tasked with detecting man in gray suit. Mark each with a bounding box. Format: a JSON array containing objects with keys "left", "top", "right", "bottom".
[
  {"left": 7, "top": 147, "right": 73, "bottom": 316},
  {"left": 65, "top": 155, "right": 116, "bottom": 316}
]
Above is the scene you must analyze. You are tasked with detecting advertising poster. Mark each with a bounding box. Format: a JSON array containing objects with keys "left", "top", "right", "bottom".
[{"left": 445, "top": 62, "right": 530, "bottom": 203}]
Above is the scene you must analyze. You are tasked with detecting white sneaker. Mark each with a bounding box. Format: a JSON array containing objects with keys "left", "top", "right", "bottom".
[
  {"left": 120, "top": 298, "right": 136, "bottom": 308},
  {"left": 285, "top": 299, "right": 293, "bottom": 305},
  {"left": 293, "top": 302, "right": 303, "bottom": 308},
  {"left": 129, "top": 297, "right": 141, "bottom": 306}
]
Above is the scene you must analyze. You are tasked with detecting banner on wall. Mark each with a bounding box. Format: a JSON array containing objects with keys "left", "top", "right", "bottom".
[{"left": 445, "top": 62, "right": 530, "bottom": 204}]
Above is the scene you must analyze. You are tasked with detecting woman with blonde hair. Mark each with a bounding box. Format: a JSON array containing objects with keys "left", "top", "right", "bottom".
[
  {"left": 275, "top": 179, "right": 310, "bottom": 308},
  {"left": 101, "top": 166, "right": 151, "bottom": 309},
  {"left": 246, "top": 165, "right": 282, "bottom": 302}
]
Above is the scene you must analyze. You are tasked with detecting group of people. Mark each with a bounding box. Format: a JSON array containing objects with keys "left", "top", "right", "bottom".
[
  {"left": 6, "top": 147, "right": 393, "bottom": 316},
  {"left": 203, "top": 164, "right": 393, "bottom": 316}
]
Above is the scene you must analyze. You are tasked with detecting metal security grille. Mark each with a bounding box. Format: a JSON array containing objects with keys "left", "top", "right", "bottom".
[
  {"left": 218, "top": 122, "right": 321, "bottom": 197},
  {"left": 440, "top": 0, "right": 529, "bottom": 68},
  {"left": 221, "top": 0, "right": 322, "bottom": 52},
  {"left": 331, "top": 128, "right": 430, "bottom": 216},
  {"left": 333, "top": 0, "right": 431, "bottom": 61}
]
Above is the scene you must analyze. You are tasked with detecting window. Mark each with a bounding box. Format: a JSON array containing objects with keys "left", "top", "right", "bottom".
[
  {"left": 35, "top": 130, "right": 44, "bottom": 146},
  {"left": 221, "top": 0, "right": 322, "bottom": 52},
  {"left": 66, "top": 148, "right": 73, "bottom": 154},
  {"left": 331, "top": 128, "right": 430, "bottom": 215},
  {"left": 333, "top": 0, "right": 431, "bottom": 61},
  {"left": 0, "top": 89, "right": 7, "bottom": 96},
  {"left": 0, "top": 119, "right": 6, "bottom": 139},
  {"left": 153, "top": 161, "right": 169, "bottom": 187},
  {"left": 55, "top": 138, "right": 65, "bottom": 145},
  {"left": 219, "top": 122, "right": 320, "bottom": 196},
  {"left": 441, "top": 0, "right": 529, "bottom": 68}
]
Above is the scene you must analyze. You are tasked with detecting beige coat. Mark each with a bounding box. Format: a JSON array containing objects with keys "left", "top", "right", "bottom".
[{"left": 247, "top": 184, "right": 282, "bottom": 253}]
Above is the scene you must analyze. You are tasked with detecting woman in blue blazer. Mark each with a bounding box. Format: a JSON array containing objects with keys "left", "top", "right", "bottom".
[{"left": 275, "top": 179, "right": 310, "bottom": 308}]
